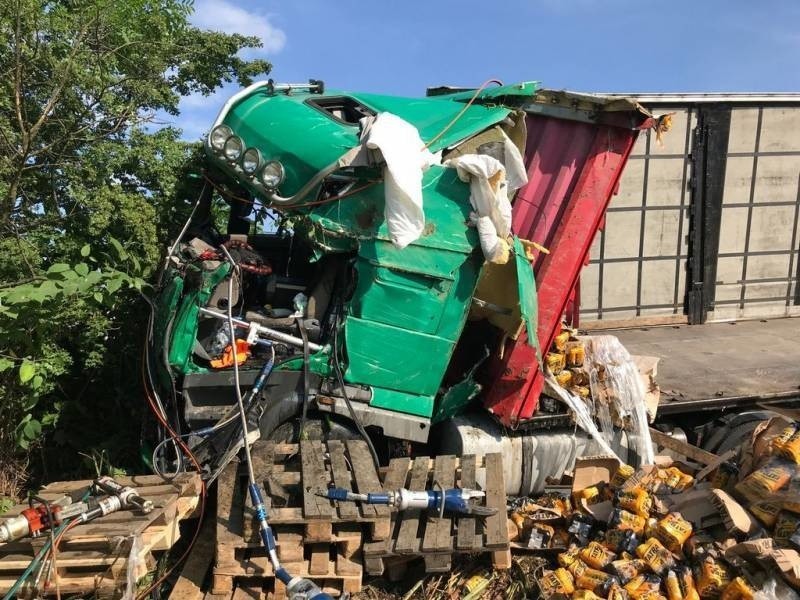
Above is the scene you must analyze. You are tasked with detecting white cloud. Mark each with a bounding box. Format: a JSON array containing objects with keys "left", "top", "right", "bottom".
[{"left": 191, "top": 0, "right": 286, "bottom": 54}]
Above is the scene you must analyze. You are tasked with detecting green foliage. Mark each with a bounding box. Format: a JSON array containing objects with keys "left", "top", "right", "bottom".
[{"left": 0, "top": 0, "right": 271, "bottom": 486}]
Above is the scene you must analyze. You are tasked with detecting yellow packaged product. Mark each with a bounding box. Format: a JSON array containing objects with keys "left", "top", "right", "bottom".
[
  {"left": 644, "top": 517, "right": 658, "bottom": 539},
  {"left": 573, "top": 386, "right": 591, "bottom": 399},
  {"left": 611, "top": 464, "right": 636, "bottom": 489},
  {"left": 635, "top": 537, "right": 675, "bottom": 575},
  {"left": 574, "top": 485, "right": 603, "bottom": 506},
  {"left": 677, "top": 566, "right": 699, "bottom": 600},
  {"left": 719, "top": 577, "right": 754, "bottom": 600},
  {"left": 617, "top": 488, "right": 653, "bottom": 518},
  {"left": 610, "top": 559, "right": 647, "bottom": 584},
  {"left": 665, "top": 570, "right": 682, "bottom": 600},
  {"left": 566, "top": 341, "right": 585, "bottom": 367},
  {"left": 610, "top": 508, "right": 647, "bottom": 536},
  {"left": 695, "top": 557, "right": 732, "bottom": 599},
  {"left": 539, "top": 568, "right": 576, "bottom": 598},
  {"left": 777, "top": 428, "right": 800, "bottom": 464},
  {"left": 576, "top": 568, "right": 618, "bottom": 594},
  {"left": 556, "top": 370, "right": 574, "bottom": 388},
  {"left": 734, "top": 462, "right": 792, "bottom": 502},
  {"left": 626, "top": 575, "right": 662, "bottom": 599},
  {"left": 771, "top": 424, "right": 799, "bottom": 456},
  {"left": 558, "top": 545, "right": 582, "bottom": 567},
  {"left": 654, "top": 513, "right": 693, "bottom": 553},
  {"left": 605, "top": 528, "right": 640, "bottom": 554},
  {"left": 664, "top": 467, "right": 694, "bottom": 492},
  {"left": 624, "top": 575, "right": 646, "bottom": 594},
  {"left": 633, "top": 593, "right": 664, "bottom": 600},
  {"left": 774, "top": 511, "right": 800, "bottom": 547},
  {"left": 568, "top": 559, "right": 589, "bottom": 579},
  {"left": 580, "top": 541, "right": 617, "bottom": 570},
  {"left": 572, "top": 592, "right": 604, "bottom": 600},
  {"left": 749, "top": 501, "right": 782, "bottom": 528},
  {"left": 554, "top": 330, "right": 571, "bottom": 351},
  {"left": 608, "top": 583, "right": 628, "bottom": 600},
  {"left": 546, "top": 352, "right": 567, "bottom": 374},
  {"left": 662, "top": 468, "right": 682, "bottom": 491}
]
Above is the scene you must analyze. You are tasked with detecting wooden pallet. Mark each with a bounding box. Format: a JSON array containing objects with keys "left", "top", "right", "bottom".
[
  {"left": 0, "top": 472, "right": 201, "bottom": 598},
  {"left": 213, "top": 439, "right": 387, "bottom": 598},
  {"left": 362, "top": 453, "right": 510, "bottom": 577}
]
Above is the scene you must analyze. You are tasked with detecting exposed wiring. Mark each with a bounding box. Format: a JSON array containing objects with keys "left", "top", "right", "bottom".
[
  {"left": 149, "top": 344, "right": 275, "bottom": 470},
  {"left": 0, "top": 520, "right": 71, "bottom": 600},
  {"left": 138, "top": 340, "right": 207, "bottom": 600},
  {"left": 422, "top": 79, "right": 504, "bottom": 150},
  {"left": 284, "top": 180, "right": 380, "bottom": 210}
]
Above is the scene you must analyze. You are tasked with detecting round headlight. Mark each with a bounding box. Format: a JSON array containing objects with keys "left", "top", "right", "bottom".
[
  {"left": 242, "top": 148, "right": 261, "bottom": 175},
  {"left": 260, "top": 161, "right": 285, "bottom": 190},
  {"left": 209, "top": 125, "right": 232, "bottom": 151},
  {"left": 223, "top": 135, "right": 244, "bottom": 162}
]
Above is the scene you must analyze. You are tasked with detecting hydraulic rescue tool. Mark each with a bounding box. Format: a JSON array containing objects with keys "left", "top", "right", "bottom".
[
  {"left": 318, "top": 484, "right": 498, "bottom": 517},
  {"left": 92, "top": 475, "right": 154, "bottom": 514},
  {"left": 0, "top": 477, "right": 153, "bottom": 543}
]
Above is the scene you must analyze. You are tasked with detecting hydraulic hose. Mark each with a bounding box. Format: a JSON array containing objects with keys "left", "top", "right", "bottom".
[{"left": 220, "top": 245, "right": 332, "bottom": 600}]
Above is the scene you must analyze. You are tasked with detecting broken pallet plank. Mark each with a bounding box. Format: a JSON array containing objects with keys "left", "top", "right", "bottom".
[{"left": 393, "top": 457, "right": 430, "bottom": 554}]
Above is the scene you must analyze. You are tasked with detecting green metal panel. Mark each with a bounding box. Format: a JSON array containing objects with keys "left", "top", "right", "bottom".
[
  {"left": 225, "top": 92, "right": 360, "bottom": 197},
  {"left": 344, "top": 317, "right": 453, "bottom": 398},
  {"left": 351, "top": 263, "right": 450, "bottom": 335},
  {"left": 432, "top": 377, "right": 481, "bottom": 424},
  {"left": 426, "top": 81, "right": 539, "bottom": 105},
  {"left": 210, "top": 84, "right": 534, "bottom": 201},
  {"left": 513, "top": 236, "right": 541, "bottom": 358},
  {"left": 349, "top": 92, "right": 512, "bottom": 153},
  {"left": 168, "top": 263, "right": 231, "bottom": 374},
  {"left": 307, "top": 166, "right": 478, "bottom": 255},
  {"left": 369, "top": 387, "right": 435, "bottom": 419}
]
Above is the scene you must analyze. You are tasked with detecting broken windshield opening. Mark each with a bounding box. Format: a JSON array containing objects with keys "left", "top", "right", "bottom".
[{"left": 306, "top": 96, "right": 376, "bottom": 125}]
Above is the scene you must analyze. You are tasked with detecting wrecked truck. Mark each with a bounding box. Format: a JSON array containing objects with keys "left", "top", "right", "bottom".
[{"left": 147, "top": 79, "right": 660, "bottom": 486}]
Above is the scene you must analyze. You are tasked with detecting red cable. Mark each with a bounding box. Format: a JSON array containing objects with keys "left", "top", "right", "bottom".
[{"left": 136, "top": 342, "right": 207, "bottom": 600}]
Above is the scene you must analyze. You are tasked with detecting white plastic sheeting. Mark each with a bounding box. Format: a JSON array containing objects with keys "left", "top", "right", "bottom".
[
  {"left": 584, "top": 335, "right": 656, "bottom": 466},
  {"left": 546, "top": 372, "right": 623, "bottom": 463},
  {"left": 360, "top": 112, "right": 439, "bottom": 249},
  {"left": 445, "top": 133, "right": 528, "bottom": 263}
]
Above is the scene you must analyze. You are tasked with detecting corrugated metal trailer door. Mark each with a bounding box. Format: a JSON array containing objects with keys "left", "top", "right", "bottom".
[
  {"left": 580, "top": 107, "right": 695, "bottom": 326},
  {"left": 580, "top": 100, "right": 800, "bottom": 326},
  {"left": 709, "top": 106, "right": 800, "bottom": 321}
]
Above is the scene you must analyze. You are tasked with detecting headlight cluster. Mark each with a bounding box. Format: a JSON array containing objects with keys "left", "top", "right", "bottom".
[{"left": 208, "top": 124, "right": 285, "bottom": 190}]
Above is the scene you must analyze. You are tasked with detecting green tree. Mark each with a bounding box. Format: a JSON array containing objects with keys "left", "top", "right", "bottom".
[{"left": 0, "top": 0, "right": 271, "bottom": 494}]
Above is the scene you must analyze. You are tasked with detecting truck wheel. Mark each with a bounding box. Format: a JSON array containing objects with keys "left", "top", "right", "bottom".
[{"left": 700, "top": 410, "right": 776, "bottom": 454}]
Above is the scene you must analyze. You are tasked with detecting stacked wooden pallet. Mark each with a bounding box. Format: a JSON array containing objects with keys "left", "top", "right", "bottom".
[
  {"left": 0, "top": 472, "right": 201, "bottom": 598},
  {"left": 213, "top": 439, "right": 390, "bottom": 599},
  {"left": 363, "top": 453, "right": 511, "bottom": 578}
]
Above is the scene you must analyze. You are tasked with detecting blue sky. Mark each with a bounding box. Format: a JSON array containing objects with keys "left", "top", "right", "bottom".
[{"left": 173, "top": 0, "right": 800, "bottom": 141}]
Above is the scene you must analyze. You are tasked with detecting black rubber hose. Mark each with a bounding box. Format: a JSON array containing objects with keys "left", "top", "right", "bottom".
[{"left": 332, "top": 316, "right": 380, "bottom": 470}]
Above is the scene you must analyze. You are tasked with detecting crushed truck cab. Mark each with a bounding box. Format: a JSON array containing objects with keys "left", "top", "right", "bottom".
[{"left": 153, "top": 79, "right": 655, "bottom": 475}]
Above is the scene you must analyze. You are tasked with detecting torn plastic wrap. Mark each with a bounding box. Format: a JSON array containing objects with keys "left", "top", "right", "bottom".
[
  {"left": 545, "top": 372, "right": 622, "bottom": 462},
  {"left": 123, "top": 534, "right": 142, "bottom": 600},
  {"left": 583, "top": 335, "right": 656, "bottom": 466},
  {"left": 360, "top": 112, "right": 439, "bottom": 249}
]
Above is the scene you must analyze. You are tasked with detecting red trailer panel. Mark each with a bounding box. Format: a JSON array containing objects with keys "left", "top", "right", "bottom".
[{"left": 483, "top": 104, "right": 655, "bottom": 427}]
